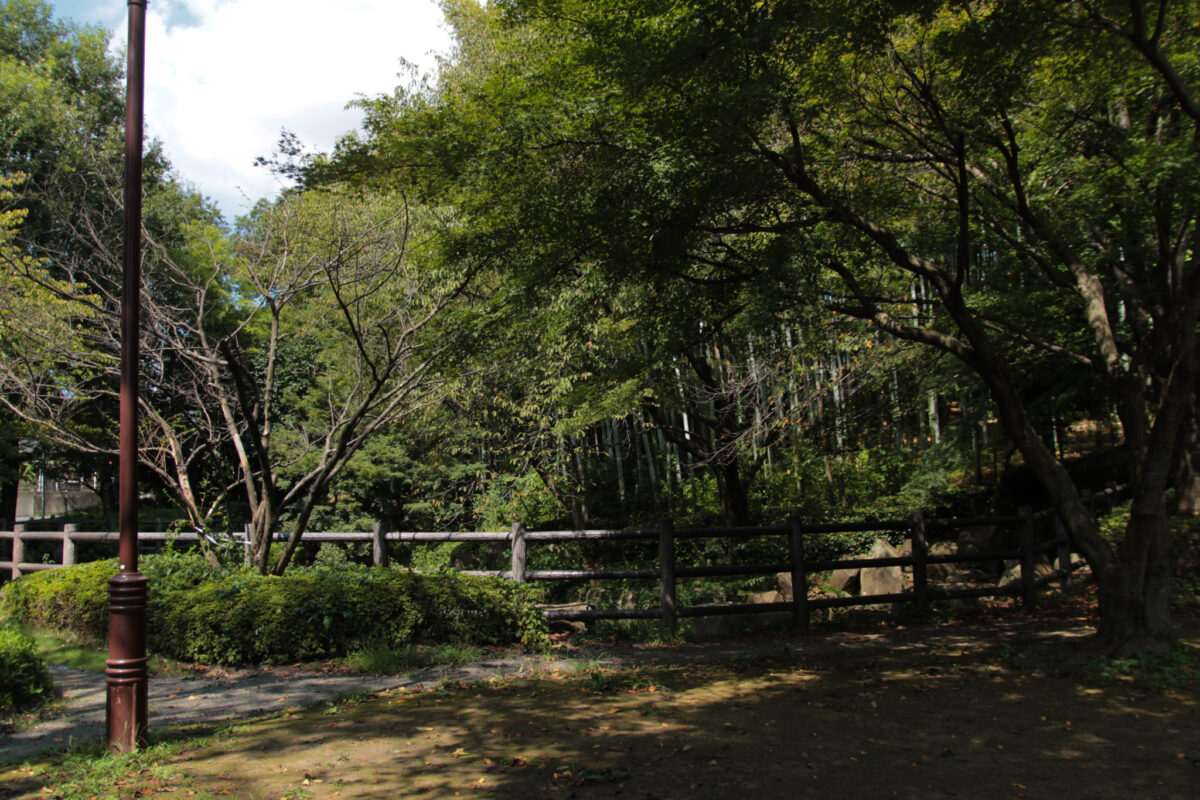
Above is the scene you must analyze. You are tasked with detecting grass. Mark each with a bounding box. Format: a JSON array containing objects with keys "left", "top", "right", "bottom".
[
  {"left": 18, "top": 625, "right": 198, "bottom": 678},
  {"left": 341, "top": 642, "right": 484, "bottom": 674},
  {"left": 6, "top": 728, "right": 223, "bottom": 800},
  {"left": 1082, "top": 641, "right": 1200, "bottom": 692}
]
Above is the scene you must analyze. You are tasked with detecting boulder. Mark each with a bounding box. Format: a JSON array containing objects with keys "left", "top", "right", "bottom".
[
  {"left": 957, "top": 525, "right": 1003, "bottom": 555},
  {"left": 747, "top": 590, "right": 784, "bottom": 605},
  {"left": 1000, "top": 558, "right": 1057, "bottom": 589},
  {"left": 826, "top": 567, "right": 860, "bottom": 594},
  {"left": 927, "top": 541, "right": 964, "bottom": 582},
  {"left": 775, "top": 572, "right": 793, "bottom": 602},
  {"left": 538, "top": 602, "right": 592, "bottom": 634},
  {"left": 956, "top": 525, "right": 1006, "bottom": 577},
  {"left": 860, "top": 538, "right": 905, "bottom": 597}
]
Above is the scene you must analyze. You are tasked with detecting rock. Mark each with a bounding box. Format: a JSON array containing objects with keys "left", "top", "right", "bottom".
[
  {"left": 927, "top": 541, "right": 964, "bottom": 582},
  {"left": 957, "top": 526, "right": 1006, "bottom": 576},
  {"left": 999, "top": 558, "right": 1057, "bottom": 588},
  {"left": 826, "top": 567, "right": 860, "bottom": 594},
  {"left": 957, "top": 525, "right": 1002, "bottom": 555},
  {"left": 538, "top": 602, "right": 591, "bottom": 634},
  {"left": 775, "top": 571, "right": 793, "bottom": 602},
  {"left": 860, "top": 538, "right": 905, "bottom": 597},
  {"left": 747, "top": 590, "right": 784, "bottom": 605}
]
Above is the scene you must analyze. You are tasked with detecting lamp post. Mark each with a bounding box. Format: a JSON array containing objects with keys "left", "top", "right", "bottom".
[{"left": 107, "top": 0, "right": 149, "bottom": 753}]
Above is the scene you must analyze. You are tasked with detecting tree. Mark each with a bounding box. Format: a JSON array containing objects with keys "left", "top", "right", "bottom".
[
  {"left": 338, "top": 0, "right": 1199, "bottom": 655},
  {"left": 0, "top": 0, "right": 127, "bottom": 518}
]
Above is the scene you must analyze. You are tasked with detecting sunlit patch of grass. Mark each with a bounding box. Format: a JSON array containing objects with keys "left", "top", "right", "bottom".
[
  {"left": 10, "top": 732, "right": 220, "bottom": 800},
  {"left": 19, "top": 625, "right": 196, "bottom": 677}
]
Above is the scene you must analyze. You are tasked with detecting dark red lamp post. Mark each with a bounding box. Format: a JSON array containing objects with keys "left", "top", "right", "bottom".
[{"left": 107, "top": 0, "right": 149, "bottom": 753}]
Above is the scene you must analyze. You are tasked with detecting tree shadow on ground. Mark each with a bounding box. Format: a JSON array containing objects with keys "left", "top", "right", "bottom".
[{"left": 160, "top": 633, "right": 1199, "bottom": 800}]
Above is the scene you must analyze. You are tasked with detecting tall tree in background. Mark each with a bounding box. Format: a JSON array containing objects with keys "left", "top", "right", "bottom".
[
  {"left": 331, "top": 0, "right": 1199, "bottom": 655},
  {"left": 0, "top": 0, "right": 125, "bottom": 520}
]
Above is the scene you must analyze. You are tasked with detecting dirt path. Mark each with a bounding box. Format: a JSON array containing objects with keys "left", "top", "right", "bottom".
[
  {"left": 3, "top": 611, "right": 1198, "bottom": 799},
  {"left": 0, "top": 613, "right": 1095, "bottom": 766},
  {"left": 1, "top": 653, "right": 582, "bottom": 765}
]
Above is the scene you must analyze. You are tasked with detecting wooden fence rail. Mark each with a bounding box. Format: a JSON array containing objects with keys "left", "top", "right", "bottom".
[{"left": 0, "top": 484, "right": 1123, "bottom": 632}]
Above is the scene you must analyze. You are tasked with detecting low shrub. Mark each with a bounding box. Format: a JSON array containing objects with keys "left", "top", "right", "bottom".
[
  {"left": 1, "top": 554, "right": 227, "bottom": 644},
  {"left": 1, "top": 556, "right": 549, "bottom": 665},
  {"left": 0, "top": 626, "right": 54, "bottom": 713}
]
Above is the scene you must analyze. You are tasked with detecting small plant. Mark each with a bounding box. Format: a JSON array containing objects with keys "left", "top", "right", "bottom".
[
  {"left": 1084, "top": 645, "right": 1200, "bottom": 692},
  {"left": 551, "top": 763, "right": 632, "bottom": 786},
  {"left": 0, "top": 625, "right": 54, "bottom": 713}
]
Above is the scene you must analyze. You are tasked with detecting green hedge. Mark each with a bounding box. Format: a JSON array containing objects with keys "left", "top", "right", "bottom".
[
  {"left": 0, "top": 626, "right": 54, "bottom": 713},
  {"left": 1, "top": 555, "right": 548, "bottom": 665}
]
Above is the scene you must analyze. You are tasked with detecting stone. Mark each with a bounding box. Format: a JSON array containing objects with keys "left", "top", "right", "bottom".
[
  {"left": 957, "top": 526, "right": 1006, "bottom": 576},
  {"left": 747, "top": 590, "right": 784, "bottom": 605},
  {"left": 957, "top": 525, "right": 1002, "bottom": 555},
  {"left": 537, "top": 602, "right": 591, "bottom": 634},
  {"left": 927, "top": 541, "right": 964, "bottom": 582},
  {"left": 859, "top": 538, "right": 905, "bottom": 597},
  {"left": 826, "top": 567, "right": 860, "bottom": 594},
  {"left": 775, "top": 572, "right": 793, "bottom": 602},
  {"left": 999, "top": 558, "right": 1057, "bottom": 589}
]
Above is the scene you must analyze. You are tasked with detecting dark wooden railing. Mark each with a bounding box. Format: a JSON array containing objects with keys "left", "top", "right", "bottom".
[{"left": 0, "top": 484, "right": 1124, "bottom": 632}]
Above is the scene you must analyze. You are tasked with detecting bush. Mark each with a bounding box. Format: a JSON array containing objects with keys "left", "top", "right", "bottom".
[
  {"left": 1, "top": 559, "right": 117, "bottom": 642},
  {"left": 1, "top": 554, "right": 227, "bottom": 645},
  {"left": 2, "top": 556, "right": 549, "bottom": 666},
  {"left": 0, "top": 626, "right": 54, "bottom": 713}
]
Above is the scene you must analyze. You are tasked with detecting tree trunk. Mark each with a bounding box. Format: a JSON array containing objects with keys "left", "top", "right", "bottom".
[
  {"left": 1094, "top": 505, "right": 1174, "bottom": 656},
  {"left": 713, "top": 460, "right": 750, "bottom": 528},
  {"left": 1171, "top": 399, "right": 1200, "bottom": 515}
]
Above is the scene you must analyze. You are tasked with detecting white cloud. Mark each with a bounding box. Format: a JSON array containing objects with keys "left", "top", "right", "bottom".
[{"left": 104, "top": 0, "right": 451, "bottom": 220}]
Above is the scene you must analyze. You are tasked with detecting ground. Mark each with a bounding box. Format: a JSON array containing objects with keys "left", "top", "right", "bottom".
[{"left": 2, "top": 594, "right": 1198, "bottom": 799}]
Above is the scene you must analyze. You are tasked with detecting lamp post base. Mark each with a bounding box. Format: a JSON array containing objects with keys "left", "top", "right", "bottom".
[{"left": 106, "top": 571, "right": 148, "bottom": 752}]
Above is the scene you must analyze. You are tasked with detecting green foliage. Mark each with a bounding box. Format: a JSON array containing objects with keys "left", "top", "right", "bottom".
[
  {"left": 0, "top": 624, "right": 53, "bottom": 713},
  {"left": 1169, "top": 514, "right": 1200, "bottom": 610},
  {"left": 1, "top": 559, "right": 116, "bottom": 642},
  {"left": 1084, "top": 645, "right": 1200, "bottom": 693},
  {"left": 344, "top": 642, "right": 484, "bottom": 674},
  {"left": 21, "top": 735, "right": 211, "bottom": 800},
  {"left": 2, "top": 555, "right": 549, "bottom": 665}
]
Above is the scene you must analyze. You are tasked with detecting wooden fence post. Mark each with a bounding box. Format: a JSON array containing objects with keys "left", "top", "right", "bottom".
[
  {"left": 910, "top": 511, "right": 930, "bottom": 616},
  {"left": 787, "top": 516, "right": 809, "bottom": 632},
  {"left": 658, "top": 518, "right": 677, "bottom": 633},
  {"left": 63, "top": 523, "right": 77, "bottom": 567},
  {"left": 12, "top": 523, "right": 24, "bottom": 579},
  {"left": 1019, "top": 506, "right": 1036, "bottom": 608},
  {"left": 1054, "top": 515, "right": 1072, "bottom": 591},
  {"left": 510, "top": 522, "right": 527, "bottom": 584},
  {"left": 372, "top": 521, "right": 390, "bottom": 568}
]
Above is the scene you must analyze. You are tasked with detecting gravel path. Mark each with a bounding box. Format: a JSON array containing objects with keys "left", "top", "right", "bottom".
[{"left": 0, "top": 616, "right": 1098, "bottom": 766}]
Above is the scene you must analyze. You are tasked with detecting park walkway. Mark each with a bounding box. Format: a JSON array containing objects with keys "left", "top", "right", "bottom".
[{"left": 1, "top": 616, "right": 1096, "bottom": 766}]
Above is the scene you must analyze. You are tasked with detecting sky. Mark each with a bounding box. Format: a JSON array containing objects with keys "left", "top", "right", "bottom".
[{"left": 50, "top": 0, "right": 453, "bottom": 221}]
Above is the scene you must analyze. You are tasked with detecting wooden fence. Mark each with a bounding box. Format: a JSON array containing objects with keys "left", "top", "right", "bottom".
[{"left": 0, "top": 485, "right": 1122, "bottom": 632}]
